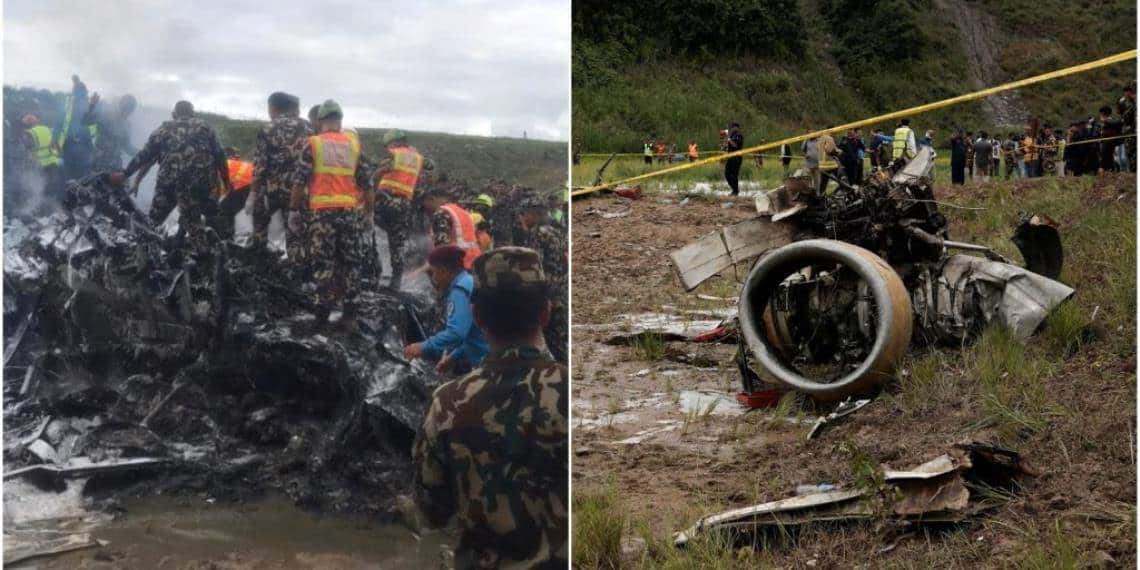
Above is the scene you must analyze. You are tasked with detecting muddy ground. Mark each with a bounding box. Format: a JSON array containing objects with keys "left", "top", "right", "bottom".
[{"left": 571, "top": 175, "right": 1137, "bottom": 567}]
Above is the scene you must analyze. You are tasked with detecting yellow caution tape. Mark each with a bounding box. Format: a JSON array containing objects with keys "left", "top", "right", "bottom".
[{"left": 573, "top": 49, "right": 1137, "bottom": 197}]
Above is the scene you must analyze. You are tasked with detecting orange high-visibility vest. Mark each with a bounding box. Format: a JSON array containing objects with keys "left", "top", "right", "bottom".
[
  {"left": 687, "top": 143, "right": 698, "bottom": 158},
  {"left": 378, "top": 145, "right": 423, "bottom": 200},
  {"left": 476, "top": 229, "right": 493, "bottom": 252},
  {"left": 308, "top": 131, "right": 361, "bottom": 211},
  {"left": 439, "top": 203, "right": 482, "bottom": 269},
  {"left": 226, "top": 159, "right": 254, "bottom": 194}
]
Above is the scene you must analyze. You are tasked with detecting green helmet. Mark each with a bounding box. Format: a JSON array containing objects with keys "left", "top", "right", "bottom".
[
  {"left": 475, "top": 193, "right": 495, "bottom": 208},
  {"left": 382, "top": 128, "right": 407, "bottom": 145},
  {"left": 317, "top": 99, "right": 343, "bottom": 120}
]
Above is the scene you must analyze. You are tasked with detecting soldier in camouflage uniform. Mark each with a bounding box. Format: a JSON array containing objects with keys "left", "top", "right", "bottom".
[
  {"left": 480, "top": 179, "right": 516, "bottom": 247},
  {"left": 82, "top": 92, "right": 137, "bottom": 171},
  {"left": 289, "top": 100, "right": 373, "bottom": 327},
  {"left": 423, "top": 185, "right": 458, "bottom": 246},
  {"left": 413, "top": 246, "right": 568, "bottom": 569},
  {"left": 121, "top": 101, "right": 230, "bottom": 246},
  {"left": 250, "top": 92, "right": 312, "bottom": 261},
  {"left": 372, "top": 129, "right": 435, "bottom": 288},
  {"left": 517, "top": 192, "right": 568, "bottom": 364}
]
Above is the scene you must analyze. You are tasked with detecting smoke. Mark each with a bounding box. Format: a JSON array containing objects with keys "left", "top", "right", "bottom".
[{"left": 11, "top": 169, "right": 47, "bottom": 217}]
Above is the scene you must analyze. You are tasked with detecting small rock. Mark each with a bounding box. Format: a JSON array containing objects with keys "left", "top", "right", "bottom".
[
  {"left": 574, "top": 446, "right": 593, "bottom": 456},
  {"left": 806, "top": 559, "right": 818, "bottom": 567}
]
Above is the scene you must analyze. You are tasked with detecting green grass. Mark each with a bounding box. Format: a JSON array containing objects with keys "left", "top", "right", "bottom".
[
  {"left": 573, "top": 1, "right": 1135, "bottom": 155},
  {"left": 574, "top": 489, "right": 628, "bottom": 570},
  {"left": 208, "top": 116, "right": 567, "bottom": 191},
  {"left": 631, "top": 332, "right": 668, "bottom": 361}
]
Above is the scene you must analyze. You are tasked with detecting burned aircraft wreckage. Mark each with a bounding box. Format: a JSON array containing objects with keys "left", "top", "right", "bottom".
[
  {"left": 672, "top": 147, "right": 1074, "bottom": 400},
  {"left": 3, "top": 173, "right": 441, "bottom": 515}
]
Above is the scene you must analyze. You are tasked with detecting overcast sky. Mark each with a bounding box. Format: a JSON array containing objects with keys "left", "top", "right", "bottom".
[{"left": 3, "top": 0, "right": 569, "bottom": 141}]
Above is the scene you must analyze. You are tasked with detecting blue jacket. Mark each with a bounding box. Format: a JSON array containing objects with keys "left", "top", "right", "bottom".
[{"left": 421, "top": 271, "right": 489, "bottom": 368}]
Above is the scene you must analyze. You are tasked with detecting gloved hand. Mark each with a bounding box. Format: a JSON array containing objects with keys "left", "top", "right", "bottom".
[
  {"left": 287, "top": 210, "right": 303, "bottom": 234},
  {"left": 243, "top": 192, "right": 257, "bottom": 216}
]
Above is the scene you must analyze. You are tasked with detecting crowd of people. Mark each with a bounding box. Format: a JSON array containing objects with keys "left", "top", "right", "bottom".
[
  {"left": 5, "top": 74, "right": 571, "bottom": 566},
  {"left": 6, "top": 75, "right": 569, "bottom": 366},
  {"left": 622, "top": 83, "right": 1137, "bottom": 195}
]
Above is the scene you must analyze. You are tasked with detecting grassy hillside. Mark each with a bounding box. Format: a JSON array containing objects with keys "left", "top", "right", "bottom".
[
  {"left": 2, "top": 86, "right": 567, "bottom": 191},
  {"left": 573, "top": 0, "right": 1136, "bottom": 152},
  {"left": 208, "top": 116, "right": 567, "bottom": 191}
]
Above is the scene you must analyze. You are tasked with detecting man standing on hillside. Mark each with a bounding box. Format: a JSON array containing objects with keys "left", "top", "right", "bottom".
[
  {"left": 723, "top": 122, "right": 744, "bottom": 196},
  {"left": 121, "top": 101, "right": 230, "bottom": 239},
  {"left": 54, "top": 75, "right": 94, "bottom": 182},
  {"left": 891, "top": 118, "right": 917, "bottom": 165},
  {"left": 1120, "top": 83, "right": 1136, "bottom": 172},
  {"left": 517, "top": 192, "right": 567, "bottom": 364},
  {"left": 249, "top": 92, "right": 312, "bottom": 263},
  {"left": 413, "top": 246, "right": 568, "bottom": 569},
  {"left": 973, "top": 132, "right": 992, "bottom": 183},
  {"left": 964, "top": 130, "right": 975, "bottom": 180},
  {"left": 950, "top": 130, "right": 967, "bottom": 185},
  {"left": 289, "top": 100, "right": 372, "bottom": 329},
  {"left": 1097, "top": 105, "right": 1124, "bottom": 175},
  {"left": 423, "top": 186, "right": 482, "bottom": 269},
  {"left": 643, "top": 138, "right": 653, "bottom": 165},
  {"left": 1001, "top": 133, "right": 1019, "bottom": 179},
  {"left": 23, "top": 114, "right": 63, "bottom": 210},
  {"left": 374, "top": 128, "right": 434, "bottom": 287},
  {"left": 837, "top": 129, "right": 864, "bottom": 184}
]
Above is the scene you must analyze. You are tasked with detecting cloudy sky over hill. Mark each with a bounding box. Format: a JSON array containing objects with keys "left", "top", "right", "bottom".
[{"left": 4, "top": 0, "right": 569, "bottom": 140}]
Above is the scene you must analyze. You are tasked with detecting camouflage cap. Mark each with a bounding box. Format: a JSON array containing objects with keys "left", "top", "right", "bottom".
[{"left": 473, "top": 247, "right": 546, "bottom": 293}]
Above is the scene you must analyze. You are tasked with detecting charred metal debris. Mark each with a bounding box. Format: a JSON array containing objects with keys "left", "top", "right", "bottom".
[
  {"left": 4, "top": 173, "right": 442, "bottom": 515},
  {"left": 671, "top": 147, "right": 1074, "bottom": 401}
]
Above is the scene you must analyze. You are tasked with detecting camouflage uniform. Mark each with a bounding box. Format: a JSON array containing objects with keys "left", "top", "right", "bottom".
[
  {"left": 124, "top": 117, "right": 227, "bottom": 244},
  {"left": 374, "top": 191, "right": 410, "bottom": 283},
  {"left": 371, "top": 147, "right": 436, "bottom": 285},
  {"left": 290, "top": 131, "right": 373, "bottom": 314},
  {"left": 252, "top": 114, "right": 312, "bottom": 260},
  {"left": 481, "top": 178, "right": 517, "bottom": 246},
  {"left": 413, "top": 248, "right": 568, "bottom": 569},
  {"left": 431, "top": 207, "right": 457, "bottom": 247},
  {"left": 82, "top": 105, "right": 135, "bottom": 171},
  {"left": 518, "top": 201, "right": 568, "bottom": 364}
]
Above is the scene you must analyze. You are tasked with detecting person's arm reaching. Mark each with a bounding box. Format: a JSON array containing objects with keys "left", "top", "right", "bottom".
[{"left": 420, "top": 285, "right": 474, "bottom": 360}]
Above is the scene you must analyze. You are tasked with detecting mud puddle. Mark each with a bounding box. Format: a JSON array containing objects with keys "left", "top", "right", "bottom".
[{"left": 10, "top": 492, "right": 450, "bottom": 569}]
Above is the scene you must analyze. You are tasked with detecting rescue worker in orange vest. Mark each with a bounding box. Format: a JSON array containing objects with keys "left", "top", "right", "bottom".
[
  {"left": 289, "top": 100, "right": 374, "bottom": 330},
  {"left": 373, "top": 128, "right": 433, "bottom": 288},
  {"left": 422, "top": 186, "right": 482, "bottom": 270},
  {"left": 462, "top": 193, "right": 496, "bottom": 252},
  {"left": 211, "top": 147, "right": 254, "bottom": 239},
  {"left": 687, "top": 140, "right": 699, "bottom": 162}
]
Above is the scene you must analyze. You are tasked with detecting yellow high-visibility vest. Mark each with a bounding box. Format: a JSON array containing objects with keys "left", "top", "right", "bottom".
[
  {"left": 28, "top": 125, "right": 61, "bottom": 167},
  {"left": 892, "top": 126, "right": 914, "bottom": 160}
]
